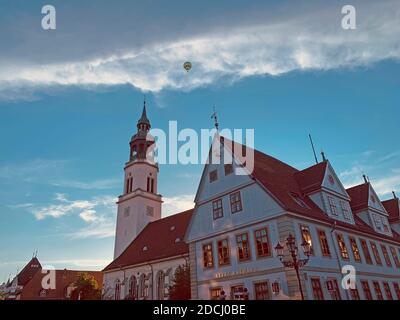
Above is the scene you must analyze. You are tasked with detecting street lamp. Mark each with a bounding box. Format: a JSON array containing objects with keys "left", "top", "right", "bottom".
[{"left": 274, "top": 234, "right": 311, "bottom": 300}]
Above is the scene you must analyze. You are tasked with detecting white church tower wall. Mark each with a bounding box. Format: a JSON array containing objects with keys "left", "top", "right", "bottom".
[{"left": 114, "top": 101, "right": 162, "bottom": 259}]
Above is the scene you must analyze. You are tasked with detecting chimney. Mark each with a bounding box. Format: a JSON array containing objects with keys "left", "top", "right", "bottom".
[{"left": 321, "top": 151, "right": 327, "bottom": 162}]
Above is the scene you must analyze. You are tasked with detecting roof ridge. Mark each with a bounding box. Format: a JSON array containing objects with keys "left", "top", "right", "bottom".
[{"left": 221, "top": 136, "right": 299, "bottom": 172}]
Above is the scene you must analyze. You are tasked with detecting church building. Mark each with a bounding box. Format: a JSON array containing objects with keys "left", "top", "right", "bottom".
[{"left": 102, "top": 102, "right": 193, "bottom": 300}]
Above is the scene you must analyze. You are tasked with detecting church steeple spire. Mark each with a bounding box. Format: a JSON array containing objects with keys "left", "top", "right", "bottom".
[
  {"left": 137, "top": 97, "right": 151, "bottom": 131},
  {"left": 129, "top": 98, "right": 154, "bottom": 162}
]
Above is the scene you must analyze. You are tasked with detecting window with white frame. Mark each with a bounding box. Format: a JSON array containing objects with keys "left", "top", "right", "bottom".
[
  {"left": 340, "top": 201, "right": 351, "bottom": 220},
  {"left": 328, "top": 196, "right": 338, "bottom": 216},
  {"left": 381, "top": 217, "right": 390, "bottom": 232},
  {"left": 373, "top": 213, "right": 383, "bottom": 231}
]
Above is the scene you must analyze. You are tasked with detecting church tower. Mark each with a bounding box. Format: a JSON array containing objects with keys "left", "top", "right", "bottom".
[{"left": 113, "top": 100, "right": 162, "bottom": 259}]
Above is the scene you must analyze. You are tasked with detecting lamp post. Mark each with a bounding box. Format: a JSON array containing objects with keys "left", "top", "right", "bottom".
[{"left": 274, "top": 234, "right": 311, "bottom": 300}]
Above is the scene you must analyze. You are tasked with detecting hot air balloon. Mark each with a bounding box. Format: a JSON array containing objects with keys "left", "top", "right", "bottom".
[{"left": 183, "top": 61, "right": 192, "bottom": 72}]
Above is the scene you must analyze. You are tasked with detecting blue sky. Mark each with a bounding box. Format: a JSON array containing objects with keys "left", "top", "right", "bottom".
[{"left": 1, "top": 0, "right": 400, "bottom": 282}]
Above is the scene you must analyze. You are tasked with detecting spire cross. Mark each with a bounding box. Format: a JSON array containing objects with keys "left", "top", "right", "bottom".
[{"left": 211, "top": 106, "right": 219, "bottom": 131}]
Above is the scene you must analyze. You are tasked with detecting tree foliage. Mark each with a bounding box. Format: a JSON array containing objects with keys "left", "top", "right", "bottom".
[
  {"left": 71, "top": 272, "right": 101, "bottom": 300},
  {"left": 168, "top": 264, "right": 191, "bottom": 300}
]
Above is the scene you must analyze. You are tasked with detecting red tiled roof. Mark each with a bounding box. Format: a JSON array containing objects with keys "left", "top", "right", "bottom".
[
  {"left": 103, "top": 209, "right": 193, "bottom": 272},
  {"left": 16, "top": 257, "right": 41, "bottom": 286},
  {"left": 223, "top": 137, "right": 400, "bottom": 243},
  {"left": 295, "top": 161, "right": 328, "bottom": 193},
  {"left": 346, "top": 183, "right": 370, "bottom": 212},
  {"left": 20, "top": 268, "right": 103, "bottom": 300},
  {"left": 224, "top": 138, "right": 328, "bottom": 220},
  {"left": 382, "top": 198, "right": 400, "bottom": 222}
]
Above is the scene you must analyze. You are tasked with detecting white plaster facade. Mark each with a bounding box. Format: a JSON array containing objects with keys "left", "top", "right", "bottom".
[
  {"left": 103, "top": 256, "right": 188, "bottom": 300},
  {"left": 186, "top": 137, "right": 400, "bottom": 300}
]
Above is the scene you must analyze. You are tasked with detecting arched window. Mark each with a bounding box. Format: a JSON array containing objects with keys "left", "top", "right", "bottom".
[
  {"left": 132, "top": 145, "right": 137, "bottom": 159},
  {"left": 156, "top": 271, "right": 165, "bottom": 300},
  {"left": 114, "top": 280, "right": 121, "bottom": 300},
  {"left": 165, "top": 268, "right": 172, "bottom": 298},
  {"left": 139, "top": 274, "right": 146, "bottom": 299},
  {"left": 128, "top": 275, "right": 137, "bottom": 299}
]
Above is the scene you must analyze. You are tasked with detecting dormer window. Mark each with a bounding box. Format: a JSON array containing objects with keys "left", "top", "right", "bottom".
[
  {"left": 175, "top": 237, "right": 181, "bottom": 243},
  {"left": 209, "top": 170, "right": 218, "bottom": 183},
  {"left": 39, "top": 289, "right": 47, "bottom": 297},
  {"left": 143, "top": 246, "right": 148, "bottom": 251},
  {"left": 290, "top": 193, "right": 309, "bottom": 209},
  {"left": 224, "top": 164, "right": 233, "bottom": 176}
]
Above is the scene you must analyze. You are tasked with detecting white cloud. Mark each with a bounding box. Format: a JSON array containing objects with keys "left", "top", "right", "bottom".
[
  {"left": 41, "top": 259, "right": 110, "bottom": 269},
  {"left": 79, "top": 210, "right": 98, "bottom": 222},
  {"left": 67, "top": 221, "right": 116, "bottom": 239},
  {"left": 50, "top": 178, "right": 120, "bottom": 190},
  {"left": 23, "top": 194, "right": 117, "bottom": 239},
  {"left": 32, "top": 197, "right": 101, "bottom": 220},
  {"left": 162, "top": 194, "right": 194, "bottom": 217},
  {"left": 339, "top": 150, "right": 400, "bottom": 198},
  {"left": 0, "top": 159, "right": 68, "bottom": 180},
  {"left": 0, "top": 1, "right": 399, "bottom": 98},
  {"left": 369, "top": 174, "right": 400, "bottom": 197},
  {"left": 7, "top": 203, "right": 34, "bottom": 209},
  {"left": 376, "top": 151, "right": 400, "bottom": 164}
]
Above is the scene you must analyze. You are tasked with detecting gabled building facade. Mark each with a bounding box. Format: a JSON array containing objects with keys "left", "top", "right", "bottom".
[{"left": 185, "top": 137, "right": 400, "bottom": 300}]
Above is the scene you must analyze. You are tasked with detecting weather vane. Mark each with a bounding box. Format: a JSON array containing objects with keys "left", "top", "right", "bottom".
[{"left": 211, "top": 106, "right": 219, "bottom": 131}]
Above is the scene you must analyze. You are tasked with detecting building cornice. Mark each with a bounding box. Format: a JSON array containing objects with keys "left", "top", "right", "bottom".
[
  {"left": 117, "top": 188, "right": 163, "bottom": 204},
  {"left": 103, "top": 254, "right": 189, "bottom": 274}
]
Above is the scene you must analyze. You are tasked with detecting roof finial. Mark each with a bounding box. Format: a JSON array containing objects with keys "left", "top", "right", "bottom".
[
  {"left": 143, "top": 95, "right": 147, "bottom": 115},
  {"left": 362, "top": 174, "right": 368, "bottom": 184},
  {"left": 321, "top": 150, "right": 326, "bottom": 162},
  {"left": 211, "top": 106, "right": 219, "bottom": 131},
  {"left": 393, "top": 191, "right": 398, "bottom": 199}
]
